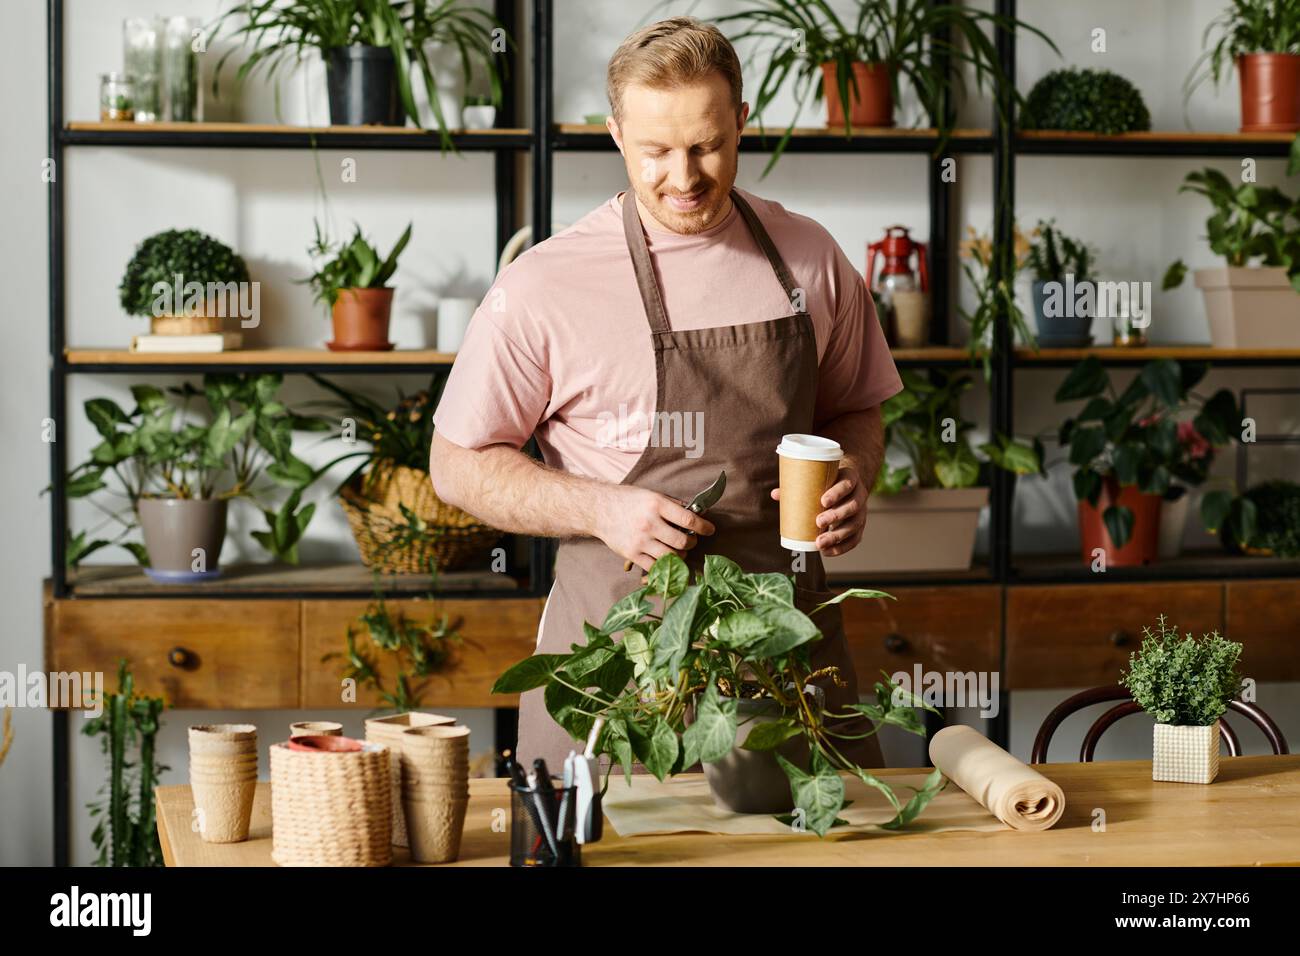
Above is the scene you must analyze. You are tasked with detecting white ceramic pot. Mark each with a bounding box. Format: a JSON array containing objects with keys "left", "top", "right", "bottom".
[
  {"left": 1194, "top": 267, "right": 1300, "bottom": 347},
  {"left": 389, "top": 312, "right": 431, "bottom": 349},
  {"left": 1152, "top": 722, "right": 1220, "bottom": 784},
  {"left": 1159, "top": 491, "right": 1192, "bottom": 559},
  {"left": 823, "top": 486, "right": 989, "bottom": 575},
  {"left": 436, "top": 298, "right": 477, "bottom": 353},
  {"left": 460, "top": 105, "right": 496, "bottom": 129}
]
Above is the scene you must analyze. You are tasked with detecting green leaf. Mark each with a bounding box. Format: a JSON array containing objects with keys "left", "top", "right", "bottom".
[
  {"left": 490, "top": 654, "right": 568, "bottom": 694},
  {"left": 85, "top": 398, "right": 129, "bottom": 441},
  {"left": 747, "top": 605, "right": 820, "bottom": 658},
  {"left": 1054, "top": 357, "right": 1107, "bottom": 401},
  {"left": 1068, "top": 426, "right": 1107, "bottom": 465},
  {"left": 130, "top": 384, "right": 168, "bottom": 414},
  {"left": 736, "top": 572, "right": 795, "bottom": 606},
  {"left": 715, "top": 609, "right": 769, "bottom": 649},
  {"left": 620, "top": 623, "right": 653, "bottom": 678},
  {"left": 740, "top": 718, "right": 802, "bottom": 752},
  {"left": 777, "top": 752, "right": 844, "bottom": 838},
  {"left": 1162, "top": 259, "right": 1188, "bottom": 290},
  {"left": 1140, "top": 359, "right": 1183, "bottom": 409},
  {"left": 600, "top": 586, "right": 651, "bottom": 635},
  {"left": 1194, "top": 389, "right": 1240, "bottom": 445},
  {"left": 812, "top": 588, "right": 894, "bottom": 610},
  {"left": 265, "top": 455, "right": 315, "bottom": 489},
  {"left": 630, "top": 717, "right": 679, "bottom": 782},
  {"left": 1103, "top": 504, "right": 1134, "bottom": 549},
  {"left": 649, "top": 585, "right": 702, "bottom": 677},
  {"left": 683, "top": 683, "right": 737, "bottom": 764},
  {"left": 65, "top": 469, "right": 108, "bottom": 498},
  {"left": 1113, "top": 443, "right": 1142, "bottom": 485},
  {"left": 878, "top": 768, "right": 948, "bottom": 830},
  {"left": 1200, "top": 489, "right": 1233, "bottom": 532},
  {"left": 645, "top": 553, "right": 688, "bottom": 601}
]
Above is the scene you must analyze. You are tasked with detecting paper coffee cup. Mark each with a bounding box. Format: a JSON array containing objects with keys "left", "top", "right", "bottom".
[{"left": 776, "top": 434, "right": 842, "bottom": 551}]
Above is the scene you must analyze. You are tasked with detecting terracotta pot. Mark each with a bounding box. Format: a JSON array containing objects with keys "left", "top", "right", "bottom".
[
  {"left": 330, "top": 287, "right": 394, "bottom": 350},
  {"left": 287, "top": 734, "right": 364, "bottom": 753},
  {"left": 821, "top": 61, "right": 892, "bottom": 129},
  {"left": 1237, "top": 53, "right": 1300, "bottom": 133},
  {"left": 1193, "top": 267, "right": 1300, "bottom": 347},
  {"left": 823, "top": 486, "right": 988, "bottom": 575},
  {"left": 1077, "top": 478, "right": 1162, "bottom": 567}
]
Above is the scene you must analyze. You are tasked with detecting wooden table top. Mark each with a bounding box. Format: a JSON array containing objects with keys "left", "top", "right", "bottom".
[{"left": 156, "top": 754, "right": 1300, "bottom": 867}]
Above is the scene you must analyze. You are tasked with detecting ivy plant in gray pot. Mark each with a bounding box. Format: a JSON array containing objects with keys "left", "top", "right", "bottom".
[{"left": 56, "top": 374, "right": 327, "bottom": 582}]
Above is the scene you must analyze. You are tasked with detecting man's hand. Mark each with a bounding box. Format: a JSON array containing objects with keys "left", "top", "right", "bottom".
[
  {"left": 594, "top": 485, "right": 716, "bottom": 573},
  {"left": 770, "top": 464, "right": 868, "bottom": 557}
]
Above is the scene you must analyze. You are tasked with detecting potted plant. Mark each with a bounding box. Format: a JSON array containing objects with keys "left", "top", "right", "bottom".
[
  {"left": 711, "top": 0, "right": 1057, "bottom": 173},
  {"left": 212, "top": 0, "right": 509, "bottom": 144},
  {"left": 305, "top": 220, "right": 412, "bottom": 351},
  {"left": 1020, "top": 67, "right": 1152, "bottom": 134},
  {"left": 958, "top": 223, "right": 1035, "bottom": 376},
  {"left": 1118, "top": 615, "right": 1243, "bottom": 784},
  {"left": 308, "top": 374, "right": 502, "bottom": 573},
  {"left": 1025, "top": 219, "right": 1097, "bottom": 347},
  {"left": 1186, "top": 0, "right": 1300, "bottom": 132},
  {"left": 460, "top": 93, "right": 496, "bottom": 129},
  {"left": 58, "top": 375, "right": 326, "bottom": 581},
  {"left": 119, "top": 229, "right": 250, "bottom": 336},
  {"left": 1163, "top": 168, "right": 1300, "bottom": 348},
  {"left": 492, "top": 553, "right": 946, "bottom": 835},
  {"left": 825, "top": 369, "right": 1042, "bottom": 576},
  {"left": 1203, "top": 478, "right": 1300, "bottom": 556},
  {"left": 1055, "top": 357, "right": 1240, "bottom": 567}
]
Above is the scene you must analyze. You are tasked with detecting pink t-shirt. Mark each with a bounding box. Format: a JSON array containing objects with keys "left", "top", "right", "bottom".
[{"left": 432, "top": 187, "right": 902, "bottom": 482}]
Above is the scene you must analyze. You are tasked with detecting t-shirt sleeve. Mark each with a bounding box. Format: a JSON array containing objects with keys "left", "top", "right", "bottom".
[
  {"left": 431, "top": 305, "right": 552, "bottom": 451},
  {"left": 813, "top": 245, "right": 903, "bottom": 428}
]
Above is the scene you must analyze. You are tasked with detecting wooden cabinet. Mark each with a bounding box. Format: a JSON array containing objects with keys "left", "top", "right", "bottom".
[
  {"left": 46, "top": 598, "right": 300, "bottom": 709},
  {"left": 1226, "top": 580, "right": 1300, "bottom": 682},
  {"left": 840, "top": 585, "right": 1002, "bottom": 687},
  {"left": 1006, "top": 582, "right": 1225, "bottom": 689}
]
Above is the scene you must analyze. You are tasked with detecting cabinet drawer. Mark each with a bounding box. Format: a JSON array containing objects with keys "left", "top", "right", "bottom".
[
  {"left": 839, "top": 585, "right": 1001, "bottom": 689},
  {"left": 301, "top": 597, "right": 543, "bottom": 709},
  {"left": 1006, "top": 583, "right": 1224, "bottom": 689},
  {"left": 46, "top": 599, "right": 299, "bottom": 708},
  {"left": 1226, "top": 580, "right": 1300, "bottom": 682}
]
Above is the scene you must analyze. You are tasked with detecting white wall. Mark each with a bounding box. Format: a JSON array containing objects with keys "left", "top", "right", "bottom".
[{"left": 2, "top": 0, "right": 1297, "bottom": 866}]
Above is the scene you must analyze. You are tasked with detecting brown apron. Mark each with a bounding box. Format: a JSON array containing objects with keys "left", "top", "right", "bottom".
[{"left": 516, "top": 188, "right": 884, "bottom": 775}]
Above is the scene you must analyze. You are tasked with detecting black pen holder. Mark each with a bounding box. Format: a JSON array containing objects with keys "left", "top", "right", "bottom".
[{"left": 510, "top": 779, "right": 582, "bottom": 868}]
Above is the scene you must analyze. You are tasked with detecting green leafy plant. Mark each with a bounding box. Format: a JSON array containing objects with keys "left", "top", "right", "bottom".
[
  {"left": 326, "top": 572, "right": 462, "bottom": 712},
  {"left": 874, "top": 369, "right": 1043, "bottom": 495},
  {"left": 1185, "top": 0, "right": 1300, "bottom": 105},
  {"left": 83, "top": 661, "right": 167, "bottom": 867},
  {"left": 1020, "top": 67, "right": 1151, "bottom": 134},
  {"left": 211, "top": 0, "right": 511, "bottom": 149},
  {"left": 1118, "top": 615, "right": 1243, "bottom": 726},
  {"left": 704, "top": 0, "right": 1057, "bottom": 174},
  {"left": 118, "top": 229, "right": 250, "bottom": 318},
  {"left": 304, "top": 220, "right": 412, "bottom": 310},
  {"left": 56, "top": 374, "right": 328, "bottom": 567},
  {"left": 958, "top": 223, "right": 1036, "bottom": 377},
  {"left": 1026, "top": 219, "right": 1095, "bottom": 283},
  {"left": 493, "top": 553, "right": 947, "bottom": 836},
  {"left": 1163, "top": 168, "right": 1300, "bottom": 293},
  {"left": 307, "top": 373, "right": 438, "bottom": 485},
  {"left": 1055, "top": 357, "right": 1240, "bottom": 548},
  {"left": 1203, "top": 479, "right": 1300, "bottom": 556}
]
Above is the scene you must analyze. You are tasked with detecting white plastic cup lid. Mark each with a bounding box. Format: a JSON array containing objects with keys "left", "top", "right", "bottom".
[{"left": 775, "top": 434, "right": 843, "bottom": 461}]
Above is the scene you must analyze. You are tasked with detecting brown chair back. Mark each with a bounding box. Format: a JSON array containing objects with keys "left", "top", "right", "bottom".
[{"left": 1031, "top": 685, "right": 1289, "bottom": 764}]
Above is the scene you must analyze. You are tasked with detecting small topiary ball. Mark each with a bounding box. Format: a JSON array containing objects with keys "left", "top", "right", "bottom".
[
  {"left": 1021, "top": 67, "right": 1152, "bottom": 134},
  {"left": 118, "top": 228, "right": 250, "bottom": 317}
]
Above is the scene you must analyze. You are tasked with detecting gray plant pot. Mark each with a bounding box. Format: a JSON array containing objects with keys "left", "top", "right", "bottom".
[
  {"left": 1032, "top": 278, "right": 1095, "bottom": 346},
  {"left": 703, "top": 698, "right": 811, "bottom": 814},
  {"left": 136, "top": 497, "right": 227, "bottom": 584}
]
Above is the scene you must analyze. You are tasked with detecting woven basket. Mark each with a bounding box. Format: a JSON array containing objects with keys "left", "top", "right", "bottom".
[
  {"left": 340, "top": 460, "right": 502, "bottom": 574},
  {"left": 269, "top": 741, "right": 393, "bottom": 867},
  {"left": 150, "top": 313, "right": 223, "bottom": 335}
]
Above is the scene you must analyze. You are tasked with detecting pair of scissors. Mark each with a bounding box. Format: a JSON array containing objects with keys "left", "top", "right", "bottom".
[{"left": 623, "top": 470, "right": 727, "bottom": 572}]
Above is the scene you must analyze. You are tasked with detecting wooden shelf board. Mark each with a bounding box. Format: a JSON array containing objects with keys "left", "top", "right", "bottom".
[
  {"left": 66, "top": 120, "right": 529, "bottom": 137},
  {"left": 1016, "top": 345, "right": 1300, "bottom": 363},
  {"left": 557, "top": 123, "right": 991, "bottom": 139},
  {"left": 64, "top": 562, "right": 520, "bottom": 597},
  {"left": 1018, "top": 129, "right": 1296, "bottom": 145},
  {"left": 889, "top": 346, "right": 972, "bottom": 363},
  {"left": 64, "top": 347, "right": 456, "bottom": 366},
  {"left": 1011, "top": 549, "right": 1300, "bottom": 582}
]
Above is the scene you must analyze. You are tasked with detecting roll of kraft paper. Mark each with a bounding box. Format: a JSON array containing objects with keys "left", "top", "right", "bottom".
[{"left": 928, "top": 725, "right": 1065, "bottom": 831}]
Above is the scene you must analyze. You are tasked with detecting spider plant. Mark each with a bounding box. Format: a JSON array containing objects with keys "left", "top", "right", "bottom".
[
  {"left": 708, "top": 0, "right": 1058, "bottom": 174},
  {"left": 211, "top": 0, "right": 511, "bottom": 148},
  {"left": 1185, "top": 0, "right": 1300, "bottom": 105}
]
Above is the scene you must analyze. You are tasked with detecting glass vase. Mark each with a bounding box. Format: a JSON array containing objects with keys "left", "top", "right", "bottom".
[
  {"left": 162, "top": 16, "right": 202, "bottom": 122},
  {"left": 123, "top": 17, "right": 162, "bottom": 122}
]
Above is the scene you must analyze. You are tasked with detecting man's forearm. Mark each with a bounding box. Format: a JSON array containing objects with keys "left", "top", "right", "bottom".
[
  {"left": 820, "top": 405, "right": 885, "bottom": 490},
  {"left": 429, "top": 434, "right": 611, "bottom": 539}
]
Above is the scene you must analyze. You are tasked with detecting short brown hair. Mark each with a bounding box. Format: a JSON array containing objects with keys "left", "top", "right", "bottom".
[{"left": 606, "top": 17, "right": 743, "bottom": 123}]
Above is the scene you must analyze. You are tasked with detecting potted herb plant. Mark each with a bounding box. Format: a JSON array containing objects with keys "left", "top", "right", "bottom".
[
  {"left": 1186, "top": 0, "right": 1300, "bottom": 132},
  {"left": 1163, "top": 168, "right": 1300, "bottom": 348},
  {"left": 1019, "top": 67, "right": 1152, "bottom": 134},
  {"left": 1025, "top": 219, "right": 1097, "bottom": 347},
  {"left": 119, "top": 229, "right": 250, "bottom": 336},
  {"left": 305, "top": 220, "right": 412, "bottom": 351},
  {"left": 1055, "top": 357, "right": 1240, "bottom": 567},
  {"left": 824, "top": 369, "right": 1042, "bottom": 576},
  {"left": 492, "top": 553, "right": 946, "bottom": 835},
  {"left": 212, "top": 0, "right": 509, "bottom": 144},
  {"left": 1118, "top": 616, "right": 1243, "bottom": 785},
  {"left": 308, "top": 374, "right": 502, "bottom": 573},
  {"left": 58, "top": 375, "right": 326, "bottom": 581},
  {"left": 711, "top": 0, "right": 1057, "bottom": 173}
]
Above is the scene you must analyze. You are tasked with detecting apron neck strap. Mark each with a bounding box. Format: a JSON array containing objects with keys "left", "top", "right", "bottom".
[{"left": 621, "top": 188, "right": 804, "bottom": 336}]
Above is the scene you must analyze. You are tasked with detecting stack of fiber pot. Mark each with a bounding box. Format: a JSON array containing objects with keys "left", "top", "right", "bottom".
[
  {"left": 270, "top": 735, "right": 392, "bottom": 867},
  {"left": 188, "top": 724, "right": 258, "bottom": 843},
  {"left": 365, "top": 711, "right": 455, "bottom": 846},
  {"left": 399, "top": 724, "right": 471, "bottom": 863}
]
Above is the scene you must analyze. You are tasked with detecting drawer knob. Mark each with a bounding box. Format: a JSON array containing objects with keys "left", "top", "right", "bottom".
[
  {"left": 883, "top": 632, "right": 908, "bottom": 653},
  {"left": 168, "top": 646, "right": 194, "bottom": 668},
  {"left": 1109, "top": 630, "right": 1131, "bottom": 647}
]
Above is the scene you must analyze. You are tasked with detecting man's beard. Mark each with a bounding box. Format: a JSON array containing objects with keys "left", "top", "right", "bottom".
[{"left": 630, "top": 174, "right": 733, "bottom": 236}]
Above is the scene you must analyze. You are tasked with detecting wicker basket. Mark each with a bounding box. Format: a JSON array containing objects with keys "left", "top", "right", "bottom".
[
  {"left": 269, "top": 741, "right": 393, "bottom": 867},
  {"left": 150, "top": 313, "right": 223, "bottom": 335},
  {"left": 340, "top": 460, "right": 502, "bottom": 574}
]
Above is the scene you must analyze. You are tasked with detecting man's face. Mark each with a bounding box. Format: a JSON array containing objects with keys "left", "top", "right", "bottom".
[{"left": 609, "top": 73, "right": 747, "bottom": 235}]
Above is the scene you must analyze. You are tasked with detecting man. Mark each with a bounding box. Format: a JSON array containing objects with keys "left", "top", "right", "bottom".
[{"left": 430, "top": 17, "right": 902, "bottom": 772}]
